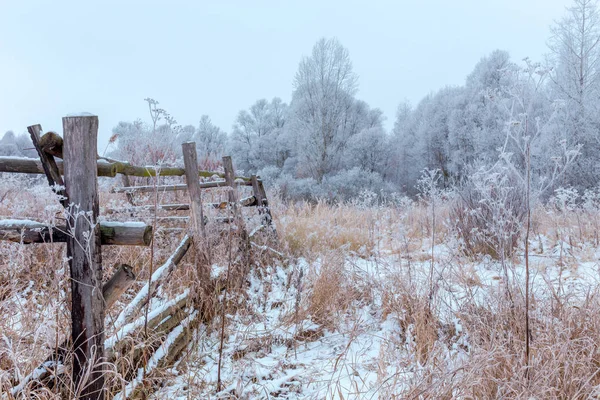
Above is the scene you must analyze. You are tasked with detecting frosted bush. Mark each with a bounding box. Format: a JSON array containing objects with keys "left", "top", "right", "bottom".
[
  {"left": 550, "top": 187, "right": 579, "bottom": 212},
  {"left": 321, "top": 168, "right": 388, "bottom": 202},
  {"left": 452, "top": 167, "right": 526, "bottom": 259}
]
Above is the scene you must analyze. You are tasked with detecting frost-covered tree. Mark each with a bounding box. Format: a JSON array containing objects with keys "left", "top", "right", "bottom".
[
  {"left": 110, "top": 98, "right": 228, "bottom": 168},
  {"left": 229, "top": 98, "right": 289, "bottom": 173},
  {"left": 194, "top": 115, "right": 226, "bottom": 162},
  {"left": 0, "top": 131, "right": 20, "bottom": 156},
  {"left": 0, "top": 131, "right": 36, "bottom": 157},
  {"left": 389, "top": 50, "right": 559, "bottom": 193},
  {"left": 346, "top": 127, "right": 390, "bottom": 175},
  {"left": 289, "top": 37, "right": 358, "bottom": 182},
  {"left": 548, "top": 0, "right": 600, "bottom": 188}
]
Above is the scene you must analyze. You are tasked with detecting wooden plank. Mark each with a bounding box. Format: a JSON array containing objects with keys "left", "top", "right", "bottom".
[
  {"left": 27, "top": 126, "right": 69, "bottom": 207},
  {"left": 102, "top": 264, "right": 136, "bottom": 308},
  {"left": 0, "top": 220, "right": 152, "bottom": 246},
  {"left": 156, "top": 216, "right": 233, "bottom": 224},
  {"left": 111, "top": 162, "right": 229, "bottom": 179},
  {"left": 62, "top": 114, "right": 105, "bottom": 400},
  {"left": 105, "top": 196, "right": 258, "bottom": 214},
  {"left": 0, "top": 156, "right": 118, "bottom": 177},
  {"left": 115, "top": 235, "right": 192, "bottom": 327},
  {"left": 111, "top": 179, "right": 255, "bottom": 194},
  {"left": 251, "top": 175, "right": 278, "bottom": 241}
]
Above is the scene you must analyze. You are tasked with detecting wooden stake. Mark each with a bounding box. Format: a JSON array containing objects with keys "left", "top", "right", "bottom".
[
  {"left": 251, "top": 175, "right": 278, "bottom": 242},
  {"left": 62, "top": 114, "right": 105, "bottom": 400},
  {"left": 182, "top": 142, "right": 211, "bottom": 266},
  {"left": 223, "top": 156, "right": 251, "bottom": 281}
]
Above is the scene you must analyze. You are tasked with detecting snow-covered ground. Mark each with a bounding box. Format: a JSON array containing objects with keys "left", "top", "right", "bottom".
[{"left": 150, "top": 235, "right": 600, "bottom": 399}]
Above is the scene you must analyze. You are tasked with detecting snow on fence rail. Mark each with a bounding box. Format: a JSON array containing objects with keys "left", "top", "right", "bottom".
[{"left": 0, "top": 219, "right": 152, "bottom": 246}]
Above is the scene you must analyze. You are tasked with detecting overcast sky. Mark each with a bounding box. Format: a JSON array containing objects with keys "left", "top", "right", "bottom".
[{"left": 0, "top": 0, "right": 571, "bottom": 148}]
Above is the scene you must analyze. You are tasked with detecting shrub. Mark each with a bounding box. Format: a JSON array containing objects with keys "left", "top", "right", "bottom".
[{"left": 452, "top": 167, "right": 527, "bottom": 259}]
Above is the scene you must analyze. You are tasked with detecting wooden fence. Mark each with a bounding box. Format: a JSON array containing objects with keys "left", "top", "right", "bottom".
[{"left": 0, "top": 115, "right": 277, "bottom": 399}]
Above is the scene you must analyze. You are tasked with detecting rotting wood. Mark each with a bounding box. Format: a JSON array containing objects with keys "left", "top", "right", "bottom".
[
  {"left": 63, "top": 114, "right": 105, "bottom": 399},
  {"left": 38, "top": 131, "right": 64, "bottom": 158},
  {"left": 0, "top": 220, "right": 152, "bottom": 246}
]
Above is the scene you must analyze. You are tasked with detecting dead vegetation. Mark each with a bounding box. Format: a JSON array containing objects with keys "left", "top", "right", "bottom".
[{"left": 3, "top": 179, "right": 600, "bottom": 398}]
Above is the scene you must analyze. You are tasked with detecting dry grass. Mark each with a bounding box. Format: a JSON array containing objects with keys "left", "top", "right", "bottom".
[{"left": 4, "top": 176, "right": 600, "bottom": 398}]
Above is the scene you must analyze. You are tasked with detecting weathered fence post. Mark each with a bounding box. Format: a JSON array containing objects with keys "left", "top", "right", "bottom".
[
  {"left": 182, "top": 142, "right": 211, "bottom": 266},
  {"left": 63, "top": 114, "right": 105, "bottom": 400},
  {"left": 222, "top": 156, "right": 251, "bottom": 279},
  {"left": 251, "top": 174, "right": 278, "bottom": 241}
]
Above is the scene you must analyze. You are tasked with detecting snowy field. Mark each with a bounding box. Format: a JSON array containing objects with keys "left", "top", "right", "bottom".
[{"left": 2, "top": 178, "right": 600, "bottom": 399}]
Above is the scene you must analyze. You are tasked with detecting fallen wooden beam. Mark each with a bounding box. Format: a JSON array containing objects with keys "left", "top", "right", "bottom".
[
  {"left": 114, "top": 235, "right": 192, "bottom": 327},
  {"left": 0, "top": 220, "right": 152, "bottom": 246},
  {"left": 113, "top": 311, "right": 200, "bottom": 400},
  {"left": 105, "top": 291, "right": 191, "bottom": 373}
]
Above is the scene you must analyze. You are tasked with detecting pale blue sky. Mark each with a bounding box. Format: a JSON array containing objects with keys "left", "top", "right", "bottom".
[{"left": 0, "top": 0, "right": 570, "bottom": 148}]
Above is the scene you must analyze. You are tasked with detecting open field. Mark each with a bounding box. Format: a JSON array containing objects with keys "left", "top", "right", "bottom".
[{"left": 2, "top": 174, "right": 600, "bottom": 399}]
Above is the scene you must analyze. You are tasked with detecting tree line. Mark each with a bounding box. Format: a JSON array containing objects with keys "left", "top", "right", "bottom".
[{"left": 2, "top": 0, "right": 599, "bottom": 201}]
